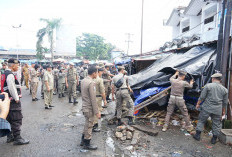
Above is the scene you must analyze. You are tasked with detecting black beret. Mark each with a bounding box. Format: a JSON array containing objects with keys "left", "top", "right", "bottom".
[{"left": 8, "top": 58, "right": 19, "bottom": 64}]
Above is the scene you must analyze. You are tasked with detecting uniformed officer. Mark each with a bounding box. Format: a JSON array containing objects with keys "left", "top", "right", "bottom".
[
  {"left": 65, "top": 62, "right": 78, "bottom": 105},
  {"left": 58, "top": 67, "right": 66, "bottom": 98},
  {"left": 3, "top": 58, "right": 29, "bottom": 145},
  {"left": 53, "top": 66, "right": 59, "bottom": 95},
  {"left": 102, "top": 66, "right": 113, "bottom": 102},
  {"left": 193, "top": 73, "right": 228, "bottom": 144},
  {"left": 44, "top": 65, "right": 54, "bottom": 109},
  {"left": 30, "top": 64, "right": 40, "bottom": 101},
  {"left": 40, "top": 65, "right": 46, "bottom": 99},
  {"left": 93, "top": 67, "right": 107, "bottom": 132},
  {"left": 162, "top": 70, "right": 194, "bottom": 132},
  {"left": 80, "top": 66, "right": 100, "bottom": 150},
  {"left": 112, "top": 66, "right": 134, "bottom": 125},
  {"left": 22, "top": 63, "right": 29, "bottom": 90}
]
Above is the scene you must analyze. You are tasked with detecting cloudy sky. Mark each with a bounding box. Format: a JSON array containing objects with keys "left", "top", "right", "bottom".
[{"left": 0, "top": 0, "right": 190, "bottom": 55}]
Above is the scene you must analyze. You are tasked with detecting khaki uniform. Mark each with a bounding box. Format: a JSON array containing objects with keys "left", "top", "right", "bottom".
[
  {"left": 23, "top": 66, "right": 29, "bottom": 89},
  {"left": 164, "top": 75, "right": 193, "bottom": 127},
  {"left": 112, "top": 73, "right": 134, "bottom": 119},
  {"left": 102, "top": 71, "right": 111, "bottom": 98},
  {"left": 93, "top": 76, "right": 105, "bottom": 124},
  {"left": 30, "top": 68, "right": 39, "bottom": 99},
  {"left": 66, "top": 68, "right": 78, "bottom": 99},
  {"left": 44, "top": 71, "right": 54, "bottom": 107},
  {"left": 58, "top": 71, "right": 66, "bottom": 94},
  {"left": 81, "top": 76, "right": 98, "bottom": 140},
  {"left": 53, "top": 69, "right": 59, "bottom": 94},
  {"left": 40, "top": 69, "right": 45, "bottom": 97}
]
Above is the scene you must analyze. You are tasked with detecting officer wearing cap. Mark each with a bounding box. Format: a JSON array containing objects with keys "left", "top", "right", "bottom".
[
  {"left": 22, "top": 63, "right": 29, "bottom": 90},
  {"left": 43, "top": 64, "right": 54, "bottom": 109},
  {"left": 53, "top": 66, "right": 59, "bottom": 95},
  {"left": 112, "top": 66, "right": 134, "bottom": 125},
  {"left": 193, "top": 73, "right": 228, "bottom": 144},
  {"left": 162, "top": 70, "right": 194, "bottom": 132},
  {"left": 102, "top": 65, "right": 114, "bottom": 102},
  {"left": 65, "top": 62, "right": 78, "bottom": 105},
  {"left": 92, "top": 67, "right": 107, "bottom": 132},
  {"left": 58, "top": 67, "right": 66, "bottom": 98},
  {"left": 2, "top": 58, "right": 29, "bottom": 145},
  {"left": 30, "top": 64, "right": 40, "bottom": 101}
]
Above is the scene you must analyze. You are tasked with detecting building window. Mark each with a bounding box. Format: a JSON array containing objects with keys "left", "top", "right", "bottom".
[
  {"left": 204, "top": 16, "right": 214, "bottom": 25},
  {"left": 182, "top": 26, "right": 189, "bottom": 33}
]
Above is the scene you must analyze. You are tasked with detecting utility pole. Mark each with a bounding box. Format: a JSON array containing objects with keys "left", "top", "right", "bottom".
[
  {"left": 125, "top": 33, "right": 133, "bottom": 55},
  {"left": 140, "top": 0, "right": 144, "bottom": 56},
  {"left": 215, "top": 0, "right": 226, "bottom": 71},
  {"left": 221, "top": 0, "right": 232, "bottom": 85},
  {"left": 12, "top": 24, "right": 22, "bottom": 60},
  {"left": 220, "top": 0, "right": 232, "bottom": 121}
]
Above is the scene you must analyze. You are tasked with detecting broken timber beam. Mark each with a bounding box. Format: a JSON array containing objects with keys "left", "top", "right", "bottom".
[
  {"left": 134, "top": 87, "right": 171, "bottom": 112},
  {"left": 132, "top": 125, "right": 158, "bottom": 136},
  {"left": 108, "top": 87, "right": 170, "bottom": 123}
]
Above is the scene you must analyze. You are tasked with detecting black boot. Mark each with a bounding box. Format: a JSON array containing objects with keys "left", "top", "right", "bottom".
[
  {"left": 128, "top": 117, "right": 134, "bottom": 125},
  {"left": 193, "top": 130, "right": 201, "bottom": 141},
  {"left": 62, "top": 93, "right": 65, "bottom": 97},
  {"left": 13, "top": 135, "right": 29, "bottom": 145},
  {"left": 58, "top": 94, "right": 62, "bottom": 98},
  {"left": 117, "top": 119, "right": 123, "bottom": 126},
  {"left": 80, "top": 134, "right": 84, "bottom": 146},
  {"left": 211, "top": 135, "right": 217, "bottom": 144},
  {"left": 69, "top": 97, "right": 73, "bottom": 103},
  {"left": 73, "top": 98, "right": 78, "bottom": 105},
  {"left": 6, "top": 133, "right": 14, "bottom": 143},
  {"left": 93, "top": 124, "right": 100, "bottom": 132},
  {"left": 83, "top": 139, "right": 98, "bottom": 150}
]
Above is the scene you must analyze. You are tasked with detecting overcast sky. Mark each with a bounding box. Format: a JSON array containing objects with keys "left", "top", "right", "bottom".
[{"left": 0, "top": 0, "right": 190, "bottom": 55}]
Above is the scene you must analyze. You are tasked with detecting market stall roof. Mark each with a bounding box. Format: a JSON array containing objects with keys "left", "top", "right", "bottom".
[
  {"left": 133, "top": 56, "right": 158, "bottom": 61},
  {"left": 39, "top": 59, "right": 49, "bottom": 63},
  {"left": 114, "top": 57, "right": 131, "bottom": 65},
  {"left": 53, "top": 58, "right": 66, "bottom": 63},
  {"left": 129, "top": 45, "right": 216, "bottom": 90},
  {"left": 70, "top": 59, "right": 82, "bottom": 63}
]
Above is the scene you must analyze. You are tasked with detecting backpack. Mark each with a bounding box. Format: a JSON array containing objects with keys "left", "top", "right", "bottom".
[{"left": 114, "top": 75, "right": 124, "bottom": 88}]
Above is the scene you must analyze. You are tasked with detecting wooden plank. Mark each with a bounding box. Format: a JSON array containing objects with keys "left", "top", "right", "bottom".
[
  {"left": 144, "top": 107, "right": 149, "bottom": 113},
  {"left": 132, "top": 125, "right": 158, "bottom": 136},
  {"left": 134, "top": 87, "right": 171, "bottom": 112},
  {"left": 147, "top": 111, "right": 158, "bottom": 118},
  {"left": 143, "top": 112, "right": 151, "bottom": 118}
]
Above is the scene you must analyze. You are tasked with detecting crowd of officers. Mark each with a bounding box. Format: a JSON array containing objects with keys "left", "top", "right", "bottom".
[
  {"left": 0, "top": 58, "right": 135, "bottom": 149},
  {"left": 0, "top": 58, "right": 228, "bottom": 149}
]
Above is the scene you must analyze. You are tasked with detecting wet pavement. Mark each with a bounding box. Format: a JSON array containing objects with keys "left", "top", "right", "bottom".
[{"left": 0, "top": 83, "right": 232, "bottom": 157}]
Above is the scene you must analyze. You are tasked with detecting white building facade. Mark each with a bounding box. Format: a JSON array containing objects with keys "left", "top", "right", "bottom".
[{"left": 162, "top": 0, "right": 231, "bottom": 51}]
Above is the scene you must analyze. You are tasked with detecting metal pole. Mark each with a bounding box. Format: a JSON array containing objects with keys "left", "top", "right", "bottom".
[
  {"left": 215, "top": 0, "right": 226, "bottom": 71},
  {"left": 12, "top": 24, "right": 21, "bottom": 60},
  {"left": 140, "top": 0, "right": 144, "bottom": 56},
  {"left": 221, "top": 0, "right": 232, "bottom": 85},
  {"left": 125, "top": 33, "right": 133, "bottom": 56}
]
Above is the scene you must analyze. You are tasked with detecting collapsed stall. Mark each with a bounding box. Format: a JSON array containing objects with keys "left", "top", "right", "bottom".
[{"left": 128, "top": 45, "right": 217, "bottom": 113}]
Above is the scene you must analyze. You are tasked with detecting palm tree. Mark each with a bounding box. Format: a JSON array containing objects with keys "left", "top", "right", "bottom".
[{"left": 36, "top": 18, "right": 61, "bottom": 62}]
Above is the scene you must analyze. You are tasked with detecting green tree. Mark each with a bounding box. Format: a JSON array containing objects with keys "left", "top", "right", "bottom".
[
  {"left": 76, "top": 33, "right": 115, "bottom": 60},
  {"left": 36, "top": 18, "right": 62, "bottom": 61}
]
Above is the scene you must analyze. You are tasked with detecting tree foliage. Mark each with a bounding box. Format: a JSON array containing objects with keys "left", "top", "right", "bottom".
[
  {"left": 36, "top": 18, "right": 62, "bottom": 60},
  {"left": 76, "top": 33, "right": 115, "bottom": 60}
]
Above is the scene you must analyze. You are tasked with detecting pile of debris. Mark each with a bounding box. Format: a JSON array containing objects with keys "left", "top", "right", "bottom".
[{"left": 115, "top": 125, "right": 134, "bottom": 141}]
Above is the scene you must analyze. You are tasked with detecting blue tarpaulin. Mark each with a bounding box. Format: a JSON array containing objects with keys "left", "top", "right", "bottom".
[
  {"left": 114, "top": 57, "right": 131, "bottom": 65},
  {"left": 134, "top": 86, "right": 169, "bottom": 107}
]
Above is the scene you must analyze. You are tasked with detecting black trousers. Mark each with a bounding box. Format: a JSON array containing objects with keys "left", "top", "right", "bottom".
[{"left": 7, "top": 101, "right": 23, "bottom": 137}]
